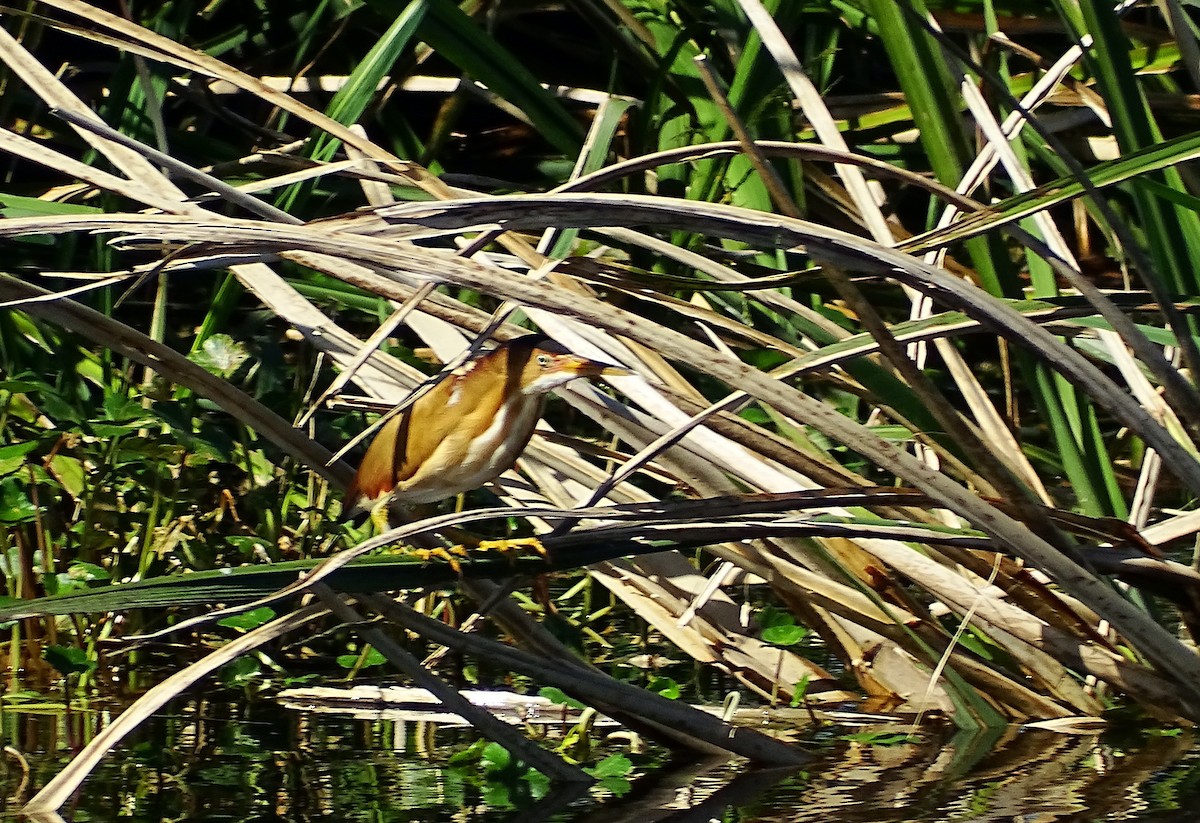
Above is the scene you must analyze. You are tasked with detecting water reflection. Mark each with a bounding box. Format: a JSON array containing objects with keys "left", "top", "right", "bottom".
[
  {"left": 1, "top": 696, "right": 1198, "bottom": 822},
  {"left": 687, "top": 725, "right": 1200, "bottom": 822}
]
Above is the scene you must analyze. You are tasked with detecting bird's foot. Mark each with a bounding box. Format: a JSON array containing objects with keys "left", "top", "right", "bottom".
[
  {"left": 474, "top": 536, "right": 547, "bottom": 560},
  {"left": 407, "top": 545, "right": 470, "bottom": 575}
]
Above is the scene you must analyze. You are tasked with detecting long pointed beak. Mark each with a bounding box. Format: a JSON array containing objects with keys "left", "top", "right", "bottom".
[{"left": 562, "top": 355, "right": 631, "bottom": 378}]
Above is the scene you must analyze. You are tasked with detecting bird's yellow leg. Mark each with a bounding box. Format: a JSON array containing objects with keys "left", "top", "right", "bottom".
[
  {"left": 365, "top": 499, "right": 468, "bottom": 573},
  {"left": 368, "top": 499, "right": 392, "bottom": 536}
]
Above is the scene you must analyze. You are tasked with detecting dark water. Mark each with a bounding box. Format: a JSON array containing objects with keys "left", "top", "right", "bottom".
[{"left": 2, "top": 696, "right": 1199, "bottom": 822}]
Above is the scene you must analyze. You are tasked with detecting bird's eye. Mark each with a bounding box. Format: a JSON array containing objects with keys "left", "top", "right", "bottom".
[{"left": 536, "top": 353, "right": 552, "bottom": 368}]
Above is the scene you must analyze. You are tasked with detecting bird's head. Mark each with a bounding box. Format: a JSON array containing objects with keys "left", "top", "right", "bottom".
[{"left": 505, "top": 335, "right": 629, "bottom": 395}]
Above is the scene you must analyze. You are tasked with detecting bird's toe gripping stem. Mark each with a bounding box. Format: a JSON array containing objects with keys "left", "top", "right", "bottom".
[
  {"left": 474, "top": 536, "right": 548, "bottom": 559},
  {"left": 407, "top": 545, "right": 470, "bottom": 574}
]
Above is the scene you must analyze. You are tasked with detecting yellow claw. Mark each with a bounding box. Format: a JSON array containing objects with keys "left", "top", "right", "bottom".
[
  {"left": 407, "top": 545, "right": 469, "bottom": 575},
  {"left": 474, "top": 537, "right": 547, "bottom": 558}
]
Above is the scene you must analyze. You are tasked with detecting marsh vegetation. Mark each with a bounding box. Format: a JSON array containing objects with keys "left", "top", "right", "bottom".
[{"left": 4, "top": 0, "right": 1200, "bottom": 818}]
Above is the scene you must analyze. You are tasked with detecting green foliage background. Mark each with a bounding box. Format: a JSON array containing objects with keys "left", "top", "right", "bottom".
[{"left": 3, "top": 0, "right": 1200, "bottom": 730}]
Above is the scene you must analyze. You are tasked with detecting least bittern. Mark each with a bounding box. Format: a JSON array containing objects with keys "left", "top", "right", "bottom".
[{"left": 347, "top": 334, "right": 624, "bottom": 530}]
